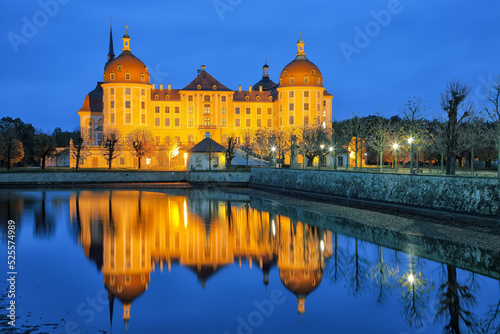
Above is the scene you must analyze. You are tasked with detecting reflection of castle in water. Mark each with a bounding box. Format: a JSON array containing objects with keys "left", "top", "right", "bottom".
[{"left": 70, "top": 190, "right": 333, "bottom": 324}]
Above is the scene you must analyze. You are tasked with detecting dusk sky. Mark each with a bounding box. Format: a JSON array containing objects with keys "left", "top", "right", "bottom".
[{"left": 2, "top": 0, "right": 500, "bottom": 132}]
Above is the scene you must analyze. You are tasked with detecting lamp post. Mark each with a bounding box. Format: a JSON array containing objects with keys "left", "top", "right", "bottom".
[
  {"left": 271, "top": 146, "right": 276, "bottom": 168},
  {"left": 408, "top": 137, "right": 414, "bottom": 174},
  {"left": 319, "top": 144, "right": 325, "bottom": 170},
  {"left": 392, "top": 143, "right": 399, "bottom": 172},
  {"left": 329, "top": 146, "right": 334, "bottom": 170}
]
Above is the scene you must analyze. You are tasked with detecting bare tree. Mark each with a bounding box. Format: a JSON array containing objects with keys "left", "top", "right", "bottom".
[
  {"left": 241, "top": 129, "right": 254, "bottom": 168},
  {"left": 69, "top": 128, "right": 91, "bottom": 170},
  {"left": 33, "top": 131, "right": 56, "bottom": 169},
  {"left": 225, "top": 136, "right": 237, "bottom": 170},
  {"left": 101, "top": 128, "right": 122, "bottom": 169},
  {"left": 254, "top": 128, "right": 270, "bottom": 167},
  {"left": 400, "top": 97, "right": 427, "bottom": 172},
  {"left": 345, "top": 113, "right": 366, "bottom": 170},
  {"left": 367, "top": 114, "right": 393, "bottom": 172},
  {"left": 166, "top": 141, "right": 179, "bottom": 168},
  {"left": 205, "top": 142, "right": 215, "bottom": 171},
  {"left": 127, "top": 129, "right": 155, "bottom": 169},
  {"left": 458, "top": 115, "right": 486, "bottom": 173},
  {"left": 300, "top": 125, "right": 317, "bottom": 167},
  {"left": 331, "top": 120, "right": 352, "bottom": 170},
  {"left": 441, "top": 80, "right": 474, "bottom": 175},
  {"left": 0, "top": 126, "right": 24, "bottom": 170},
  {"left": 483, "top": 76, "right": 500, "bottom": 177}
]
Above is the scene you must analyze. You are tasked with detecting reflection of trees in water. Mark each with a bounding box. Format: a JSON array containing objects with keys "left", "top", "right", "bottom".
[
  {"left": 325, "top": 233, "right": 347, "bottom": 285},
  {"left": 368, "top": 246, "right": 399, "bottom": 305},
  {"left": 345, "top": 238, "right": 369, "bottom": 297},
  {"left": 482, "top": 280, "right": 500, "bottom": 333},
  {"left": 398, "top": 255, "right": 435, "bottom": 329},
  {"left": 34, "top": 191, "right": 55, "bottom": 238},
  {"left": 435, "top": 264, "right": 480, "bottom": 334},
  {"left": 0, "top": 191, "right": 24, "bottom": 237}
]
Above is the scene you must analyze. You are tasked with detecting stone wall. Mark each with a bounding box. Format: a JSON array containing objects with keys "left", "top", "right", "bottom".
[{"left": 249, "top": 168, "right": 500, "bottom": 216}]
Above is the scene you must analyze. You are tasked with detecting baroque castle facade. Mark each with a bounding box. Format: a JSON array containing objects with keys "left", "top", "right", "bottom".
[{"left": 77, "top": 27, "right": 333, "bottom": 168}]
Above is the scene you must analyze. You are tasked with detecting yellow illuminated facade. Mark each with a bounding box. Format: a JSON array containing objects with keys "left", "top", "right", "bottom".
[
  {"left": 76, "top": 27, "right": 333, "bottom": 168},
  {"left": 71, "top": 190, "right": 333, "bottom": 324}
]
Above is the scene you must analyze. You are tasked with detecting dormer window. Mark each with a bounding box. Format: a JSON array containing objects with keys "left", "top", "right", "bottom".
[
  {"left": 280, "top": 78, "right": 283, "bottom": 85},
  {"left": 141, "top": 74, "right": 145, "bottom": 81},
  {"left": 284, "top": 70, "right": 288, "bottom": 76},
  {"left": 125, "top": 73, "right": 131, "bottom": 80},
  {"left": 311, "top": 70, "right": 315, "bottom": 76},
  {"left": 197, "top": 84, "right": 201, "bottom": 90},
  {"left": 304, "top": 76, "right": 309, "bottom": 84},
  {"left": 317, "top": 77, "right": 321, "bottom": 84},
  {"left": 165, "top": 94, "right": 169, "bottom": 99},
  {"left": 212, "top": 85, "right": 217, "bottom": 90},
  {"left": 117, "top": 65, "right": 122, "bottom": 71},
  {"left": 155, "top": 94, "right": 159, "bottom": 99},
  {"left": 256, "top": 95, "right": 260, "bottom": 101},
  {"left": 110, "top": 73, "right": 115, "bottom": 80},
  {"left": 290, "top": 77, "right": 294, "bottom": 84},
  {"left": 268, "top": 96, "right": 273, "bottom": 101},
  {"left": 245, "top": 95, "right": 249, "bottom": 101}
]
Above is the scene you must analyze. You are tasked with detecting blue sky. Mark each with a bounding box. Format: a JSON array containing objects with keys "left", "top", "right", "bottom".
[{"left": 1, "top": 0, "right": 499, "bottom": 132}]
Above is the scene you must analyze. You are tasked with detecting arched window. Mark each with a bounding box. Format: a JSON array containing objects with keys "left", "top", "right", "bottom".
[
  {"left": 204, "top": 95, "right": 210, "bottom": 102},
  {"left": 155, "top": 94, "right": 159, "bottom": 99},
  {"left": 212, "top": 85, "right": 217, "bottom": 90},
  {"left": 204, "top": 104, "right": 211, "bottom": 114},
  {"left": 125, "top": 73, "right": 131, "bottom": 80},
  {"left": 197, "top": 84, "right": 201, "bottom": 90},
  {"left": 256, "top": 95, "right": 260, "bottom": 101},
  {"left": 245, "top": 95, "right": 249, "bottom": 101},
  {"left": 311, "top": 70, "right": 315, "bottom": 76},
  {"left": 165, "top": 94, "right": 169, "bottom": 99}
]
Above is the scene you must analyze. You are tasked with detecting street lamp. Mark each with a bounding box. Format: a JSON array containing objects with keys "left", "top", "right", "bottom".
[
  {"left": 319, "top": 144, "right": 325, "bottom": 170},
  {"left": 392, "top": 143, "right": 399, "bottom": 172},
  {"left": 408, "top": 137, "right": 414, "bottom": 174},
  {"left": 329, "top": 146, "right": 334, "bottom": 170}
]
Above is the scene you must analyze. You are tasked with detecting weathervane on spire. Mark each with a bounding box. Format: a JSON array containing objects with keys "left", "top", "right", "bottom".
[{"left": 125, "top": 23, "right": 129, "bottom": 34}]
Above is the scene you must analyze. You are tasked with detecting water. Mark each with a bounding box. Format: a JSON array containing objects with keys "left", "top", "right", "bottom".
[{"left": 0, "top": 188, "right": 499, "bottom": 334}]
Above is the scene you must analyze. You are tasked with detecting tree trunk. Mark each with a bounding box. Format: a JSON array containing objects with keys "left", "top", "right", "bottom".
[
  {"left": 441, "top": 152, "right": 444, "bottom": 174},
  {"left": 497, "top": 141, "right": 500, "bottom": 178},
  {"left": 379, "top": 151, "right": 383, "bottom": 172},
  {"left": 470, "top": 148, "right": 474, "bottom": 173},
  {"left": 138, "top": 157, "right": 141, "bottom": 170},
  {"left": 108, "top": 158, "right": 112, "bottom": 169},
  {"left": 41, "top": 157, "right": 46, "bottom": 170}
]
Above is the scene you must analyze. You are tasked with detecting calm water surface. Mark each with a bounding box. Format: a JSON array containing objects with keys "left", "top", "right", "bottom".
[{"left": 0, "top": 189, "right": 499, "bottom": 334}]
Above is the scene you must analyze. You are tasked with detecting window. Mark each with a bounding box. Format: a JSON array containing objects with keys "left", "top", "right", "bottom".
[
  {"left": 188, "top": 106, "right": 193, "bottom": 114},
  {"left": 155, "top": 136, "right": 160, "bottom": 144},
  {"left": 141, "top": 74, "right": 145, "bottom": 82},
  {"left": 110, "top": 114, "right": 115, "bottom": 124},
  {"left": 257, "top": 108, "right": 261, "bottom": 115},
  {"left": 245, "top": 95, "right": 249, "bottom": 101},
  {"left": 246, "top": 119, "right": 251, "bottom": 127},
  {"left": 125, "top": 73, "right": 131, "bottom": 80},
  {"left": 125, "top": 101, "right": 131, "bottom": 108},
  {"left": 235, "top": 119, "right": 240, "bottom": 127},
  {"left": 280, "top": 104, "right": 282, "bottom": 112},
  {"left": 165, "top": 118, "right": 170, "bottom": 126},
  {"left": 197, "top": 84, "right": 201, "bottom": 90},
  {"left": 304, "top": 116, "right": 309, "bottom": 125},
  {"left": 257, "top": 119, "right": 261, "bottom": 127},
  {"left": 267, "top": 108, "right": 272, "bottom": 115},
  {"left": 221, "top": 118, "right": 226, "bottom": 127},
  {"left": 117, "top": 65, "right": 122, "bottom": 71},
  {"left": 289, "top": 91, "right": 294, "bottom": 98},
  {"left": 175, "top": 136, "right": 180, "bottom": 143},
  {"left": 165, "top": 106, "right": 170, "bottom": 113},
  {"left": 323, "top": 101, "right": 326, "bottom": 107},
  {"left": 175, "top": 106, "right": 179, "bottom": 113},
  {"left": 304, "top": 77, "right": 309, "bottom": 84},
  {"left": 141, "top": 102, "right": 145, "bottom": 109},
  {"left": 120, "top": 158, "right": 125, "bottom": 165},
  {"left": 284, "top": 70, "right": 288, "bottom": 76},
  {"left": 304, "top": 103, "right": 309, "bottom": 111},
  {"left": 290, "top": 77, "right": 294, "bottom": 84},
  {"left": 204, "top": 105, "right": 211, "bottom": 114},
  {"left": 317, "top": 78, "right": 321, "bottom": 84},
  {"left": 212, "top": 85, "right": 217, "bottom": 90},
  {"left": 221, "top": 96, "right": 226, "bottom": 102},
  {"left": 155, "top": 118, "right": 160, "bottom": 126},
  {"left": 267, "top": 119, "right": 272, "bottom": 127},
  {"left": 323, "top": 110, "right": 327, "bottom": 117},
  {"left": 188, "top": 118, "right": 193, "bottom": 127},
  {"left": 141, "top": 114, "right": 145, "bottom": 124},
  {"left": 188, "top": 135, "right": 194, "bottom": 143},
  {"left": 165, "top": 94, "right": 169, "bottom": 99},
  {"left": 188, "top": 95, "right": 193, "bottom": 101},
  {"left": 155, "top": 94, "right": 159, "bottom": 99},
  {"left": 221, "top": 107, "right": 226, "bottom": 114},
  {"left": 165, "top": 136, "right": 171, "bottom": 144},
  {"left": 110, "top": 101, "right": 114, "bottom": 108},
  {"left": 246, "top": 108, "right": 251, "bottom": 114},
  {"left": 175, "top": 118, "right": 179, "bottom": 127},
  {"left": 304, "top": 91, "right": 309, "bottom": 98},
  {"left": 125, "top": 113, "right": 131, "bottom": 123},
  {"left": 204, "top": 95, "right": 210, "bottom": 102},
  {"left": 110, "top": 88, "right": 114, "bottom": 95},
  {"left": 235, "top": 107, "right": 240, "bottom": 114},
  {"left": 195, "top": 156, "right": 202, "bottom": 168},
  {"left": 256, "top": 95, "right": 260, "bottom": 101},
  {"left": 289, "top": 103, "right": 294, "bottom": 111},
  {"left": 317, "top": 104, "right": 320, "bottom": 111},
  {"left": 289, "top": 116, "right": 294, "bottom": 125},
  {"left": 204, "top": 118, "right": 211, "bottom": 126},
  {"left": 280, "top": 92, "right": 282, "bottom": 99},
  {"left": 125, "top": 88, "right": 131, "bottom": 95},
  {"left": 311, "top": 70, "right": 316, "bottom": 76},
  {"left": 155, "top": 106, "right": 160, "bottom": 113},
  {"left": 141, "top": 89, "right": 145, "bottom": 96},
  {"left": 110, "top": 73, "right": 115, "bottom": 80}
]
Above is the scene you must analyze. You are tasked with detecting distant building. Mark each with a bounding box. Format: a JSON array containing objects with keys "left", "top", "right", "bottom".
[
  {"left": 187, "top": 132, "right": 226, "bottom": 170},
  {"left": 76, "top": 27, "right": 333, "bottom": 168}
]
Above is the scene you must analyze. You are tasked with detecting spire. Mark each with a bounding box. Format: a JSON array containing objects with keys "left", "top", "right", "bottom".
[
  {"left": 108, "top": 291, "right": 115, "bottom": 328},
  {"left": 123, "top": 24, "right": 131, "bottom": 53},
  {"left": 107, "top": 25, "right": 115, "bottom": 62},
  {"left": 296, "top": 32, "right": 306, "bottom": 60},
  {"left": 263, "top": 58, "right": 269, "bottom": 78}
]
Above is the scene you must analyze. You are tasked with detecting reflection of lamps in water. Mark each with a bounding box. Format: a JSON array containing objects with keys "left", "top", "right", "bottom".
[
  {"left": 146, "top": 158, "right": 151, "bottom": 165},
  {"left": 320, "top": 240, "right": 325, "bottom": 252},
  {"left": 272, "top": 220, "right": 276, "bottom": 237},
  {"left": 408, "top": 274, "right": 415, "bottom": 284},
  {"left": 184, "top": 152, "right": 188, "bottom": 166}
]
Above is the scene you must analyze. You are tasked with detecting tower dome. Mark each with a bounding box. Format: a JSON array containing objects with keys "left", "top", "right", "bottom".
[
  {"left": 103, "top": 28, "right": 150, "bottom": 84},
  {"left": 252, "top": 61, "right": 277, "bottom": 91},
  {"left": 279, "top": 36, "right": 323, "bottom": 87},
  {"left": 280, "top": 269, "right": 323, "bottom": 316}
]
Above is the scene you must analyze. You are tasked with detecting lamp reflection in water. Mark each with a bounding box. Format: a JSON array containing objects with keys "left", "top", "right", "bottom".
[{"left": 70, "top": 190, "right": 333, "bottom": 327}]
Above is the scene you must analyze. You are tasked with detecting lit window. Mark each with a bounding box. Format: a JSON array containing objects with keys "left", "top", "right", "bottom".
[
  {"left": 221, "top": 96, "right": 226, "bottom": 102},
  {"left": 165, "top": 118, "right": 170, "bottom": 126},
  {"left": 155, "top": 106, "right": 160, "bottom": 113},
  {"left": 126, "top": 88, "right": 131, "bottom": 95},
  {"left": 188, "top": 106, "right": 193, "bottom": 114},
  {"left": 246, "top": 108, "right": 250, "bottom": 114},
  {"left": 221, "top": 118, "right": 226, "bottom": 127},
  {"left": 125, "top": 101, "right": 131, "bottom": 108},
  {"left": 188, "top": 118, "right": 193, "bottom": 127},
  {"left": 235, "top": 119, "right": 240, "bottom": 127},
  {"left": 323, "top": 110, "right": 326, "bottom": 117},
  {"left": 257, "top": 108, "right": 261, "bottom": 115},
  {"left": 246, "top": 119, "right": 251, "bottom": 127},
  {"left": 155, "top": 118, "right": 160, "bottom": 126},
  {"left": 204, "top": 105, "right": 211, "bottom": 114},
  {"left": 204, "top": 118, "right": 211, "bottom": 126},
  {"left": 221, "top": 107, "right": 226, "bottom": 114},
  {"left": 175, "top": 118, "right": 179, "bottom": 127},
  {"left": 125, "top": 73, "right": 131, "bottom": 80}
]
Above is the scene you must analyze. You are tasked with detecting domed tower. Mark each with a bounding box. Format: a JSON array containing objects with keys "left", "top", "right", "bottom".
[
  {"left": 276, "top": 35, "right": 333, "bottom": 129},
  {"left": 252, "top": 61, "right": 277, "bottom": 92},
  {"left": 101, "top": 26, "right": 152, "bottom": 138}
]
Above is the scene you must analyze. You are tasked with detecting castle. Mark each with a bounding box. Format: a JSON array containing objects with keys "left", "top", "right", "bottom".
[{"left": 77, "top": 27, "right": 333, "bottom": 168}]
